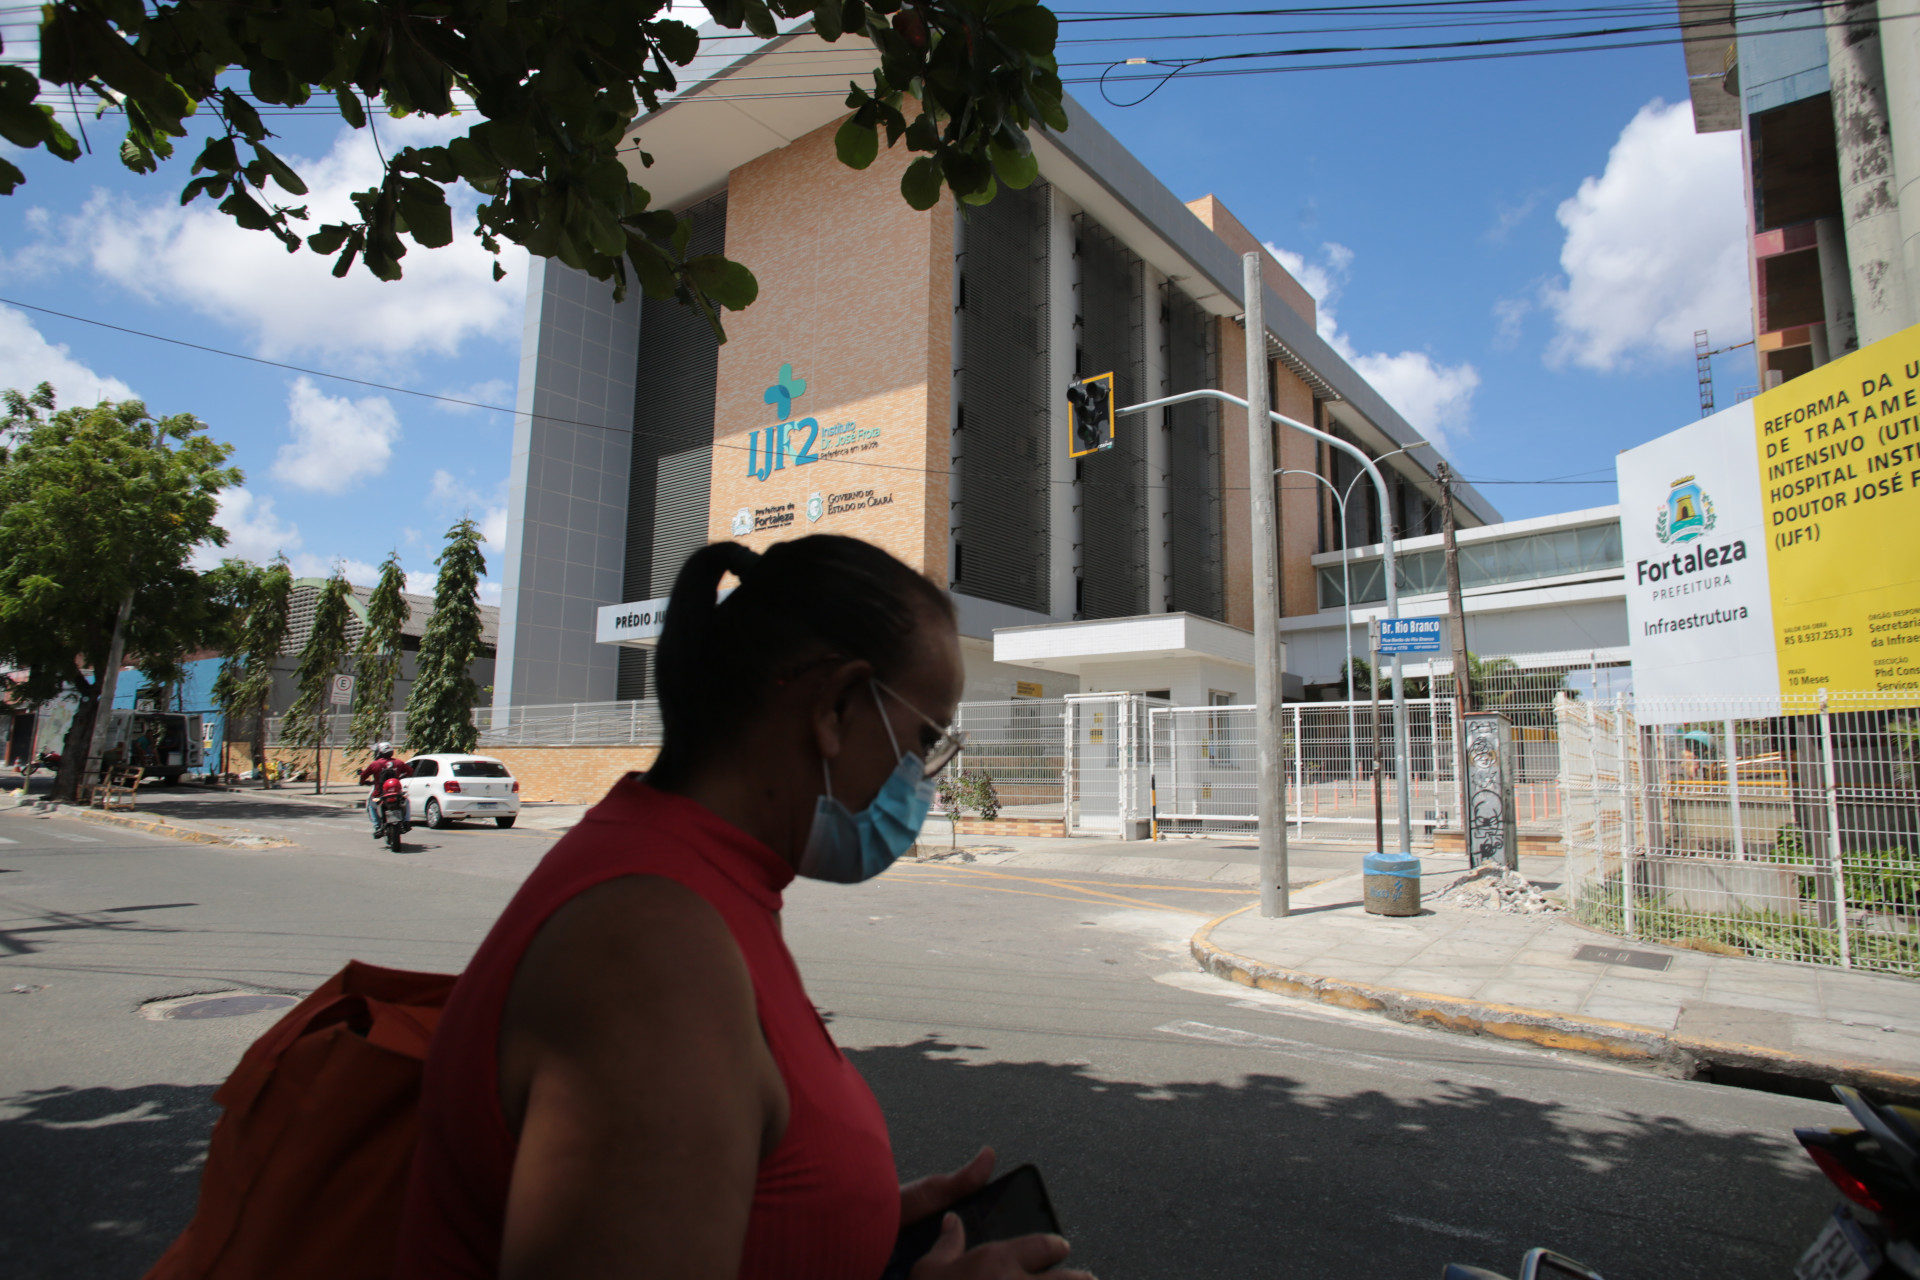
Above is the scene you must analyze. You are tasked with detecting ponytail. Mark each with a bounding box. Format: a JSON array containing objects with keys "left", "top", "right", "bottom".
[{"left": 647, "top": 535, "right": 953, "bottom": 785}]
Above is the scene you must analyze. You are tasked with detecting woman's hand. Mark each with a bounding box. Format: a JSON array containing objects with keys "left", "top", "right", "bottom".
[
  {"left": 900, "top": 1147, "right": 997, "bottom": 1226},
  {"left": 907, "top": 1213, "right": 1095, "bottom": 1280}
]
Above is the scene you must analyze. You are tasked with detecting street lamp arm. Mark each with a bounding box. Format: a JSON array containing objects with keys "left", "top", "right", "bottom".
[{"left": 1117, "top": 388, "right": 1401, "bottom": 621}]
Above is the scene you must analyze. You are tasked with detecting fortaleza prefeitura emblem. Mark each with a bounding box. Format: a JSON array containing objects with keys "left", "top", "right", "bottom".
[
  {"left": 806, "top": 492, "right": 823, "bottom": 523},
  {"left": 1655, "top": 476, "right": 1715, "bottom": 545}
]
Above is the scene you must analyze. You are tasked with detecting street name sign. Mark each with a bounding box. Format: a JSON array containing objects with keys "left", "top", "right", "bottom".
[{"left": 1372, "top": 617, "right": 1443, "bottom": 654}]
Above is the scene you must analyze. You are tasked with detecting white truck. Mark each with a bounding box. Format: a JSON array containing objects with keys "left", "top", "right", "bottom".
[{"left": 96, "top": 709, "right": 207, "bottom": 783}]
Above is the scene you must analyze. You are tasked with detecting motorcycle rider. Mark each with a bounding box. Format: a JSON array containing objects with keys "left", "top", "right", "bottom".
[{"left": 357, "top": 742, "right": 413, "bottom": 839}]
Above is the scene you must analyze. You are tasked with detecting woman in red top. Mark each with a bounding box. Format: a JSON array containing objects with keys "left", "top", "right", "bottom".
[{"left": 397, "top": 535, "right": 1092, "bottom": 1280}]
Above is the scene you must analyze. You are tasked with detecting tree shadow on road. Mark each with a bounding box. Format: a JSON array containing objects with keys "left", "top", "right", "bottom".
[
  {"left": 0, "top": 1046, "right": 1833, "bottom": 1280},
  {"left": 852, "top": 1038, "right": 1830, "bottom": 1280},
  {"left": 0, "top": 1083, "right": 216, "bottom": 1280}
]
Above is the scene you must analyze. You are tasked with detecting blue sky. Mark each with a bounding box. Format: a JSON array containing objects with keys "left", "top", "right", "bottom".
[{"left": 0, "top": 3, "right": 1754, "bottom": 596}]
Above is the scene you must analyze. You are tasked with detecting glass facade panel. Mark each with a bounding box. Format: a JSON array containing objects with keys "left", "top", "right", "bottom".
[{"left": 1315, "top": 521, "right": 1623, "bottom": 607}]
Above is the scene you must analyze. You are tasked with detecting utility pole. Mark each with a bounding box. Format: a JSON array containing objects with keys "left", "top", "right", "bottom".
[
  {"left": 1245, "top": 252, "right": 1290, "bottom": 918},
  {"left": 1438, "top": 460, "right": 1473, "bottom": 836}
]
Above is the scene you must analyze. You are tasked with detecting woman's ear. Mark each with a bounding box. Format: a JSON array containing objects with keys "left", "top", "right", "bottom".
[{"left": 809, "top": 659, "right": 872, "bottom": 762}]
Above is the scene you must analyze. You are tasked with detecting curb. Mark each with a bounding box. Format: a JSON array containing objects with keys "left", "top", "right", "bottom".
[
  {"left": 1191, "top": 906, "right": 1920, "bottom": 1105},
  {"left": 44, "top": 804, "right": 294, "bottom": 849}
]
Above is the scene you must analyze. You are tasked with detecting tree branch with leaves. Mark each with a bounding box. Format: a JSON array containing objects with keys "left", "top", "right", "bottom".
[
  {"left": 349, "top": 551, "right": 408, "bottom": 755},
  {"left": 405, "top": 519, "right": 486, "bottom": 756},
  {"left": 281, "top": 571, "right": 353, "bottom": 793},
  {"left": 3, "top": 0, "right": 1062, "bottom": 340}
]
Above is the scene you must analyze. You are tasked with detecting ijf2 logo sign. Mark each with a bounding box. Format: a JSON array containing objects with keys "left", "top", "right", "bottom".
[
  {"left": 748, "top": 362, "right": 823, "bottom": 481},
  {"left": 1655, "top": 475, "right": 1715, "bottom": 544}
]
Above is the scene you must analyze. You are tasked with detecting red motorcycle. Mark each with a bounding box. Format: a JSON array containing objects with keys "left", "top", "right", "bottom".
[
  {"left": 20, "top": 749, "right": 60, "bottom": 777},
  {"left": 376, "top": 775, "right": 411, "bottom": 852}
]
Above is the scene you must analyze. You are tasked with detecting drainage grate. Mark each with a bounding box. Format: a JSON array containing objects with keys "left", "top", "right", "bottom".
[
  {"left": 1572, "top": 943, "right": 1673, "bottom": 972},
  {"left": 163, "top": 994, "right": 298, "bottom": 1020}
]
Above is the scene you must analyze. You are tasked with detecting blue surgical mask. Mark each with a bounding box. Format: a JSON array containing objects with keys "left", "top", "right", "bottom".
[{"left": 798, "top": 683, "right": 938, "bottom": 884}]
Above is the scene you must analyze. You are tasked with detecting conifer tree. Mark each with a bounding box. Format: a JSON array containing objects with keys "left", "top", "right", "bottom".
[
  {"left": 405, "top": 520, "right": 486, "bottom": 756},
  {"left": 348, "top": 552, "right": 408, "bottom": 756},
  {"left": 209, "top": 558, "right": 292, "bottom": 781},
  {"left": 281, "top": 572, "right": 353, "bottom": 792}
]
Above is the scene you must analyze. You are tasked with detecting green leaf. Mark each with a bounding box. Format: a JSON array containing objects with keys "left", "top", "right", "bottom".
[
  {"left": 988, "top": 5, "right": 1056, "bottom": 54},
  {"left": 987, "top": 138, "right": 1038, "bottom": 189},
  {"left": 396, "top": 190, "right": 454, "bottom": 248},
  {"left": 834, "top": 114, "right": 879, "bottom": 169},
  {"left": 813, "top": 0, "right": 845, "bottom": 42},
  {"left": 335, "top": 88, "right": 367, "bottom": 130},
  {"left": 217, "top": 189, "right": 274, "bottom": 231},
  {"left": 0, "top": 156, "right": 22, "bottom": 195},
  {"left": 252, "top": 143, "right": 309, "bottom": 196},
  {"left": 899, "top": 155, "right": 943, "bottom": 210},
  {"left": 304, "top": 221, "right": 350, "bottom": 258},
  {"left": 683, "top": 255, "right": 759, "bottom": 310},
  {"left": 959, "top": 173, "right": 996, "bottom": 205}
]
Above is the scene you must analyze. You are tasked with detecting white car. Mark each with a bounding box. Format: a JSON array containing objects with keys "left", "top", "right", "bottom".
[{"left": 403, "top": 754, "right": 522, "bottom": 829}]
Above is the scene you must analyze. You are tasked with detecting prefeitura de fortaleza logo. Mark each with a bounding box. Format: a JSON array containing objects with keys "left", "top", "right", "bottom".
[{"left": 1655, "top": 476, "right": 1716, "bottom": 545}]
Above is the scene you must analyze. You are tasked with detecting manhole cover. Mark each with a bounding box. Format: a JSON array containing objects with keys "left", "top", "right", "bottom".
[
  {"left": 1573, "top": 943, "right": 1672, "bottom": 972},
  {"left": 163, "top": 994, "right": 298, "bottom": 1020}
]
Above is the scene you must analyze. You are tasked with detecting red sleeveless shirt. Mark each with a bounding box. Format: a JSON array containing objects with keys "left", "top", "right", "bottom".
[{"left": 394, "top": 778, "right": 900, "bottom": 1278}]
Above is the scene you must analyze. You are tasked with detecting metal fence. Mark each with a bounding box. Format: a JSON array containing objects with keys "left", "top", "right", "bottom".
[
  {"left": 480, "top": 700, "right": 663, "bottom": 747},
  {"left": 949, "top": 699, "right": 1069, "bottom": 822},
  {"left": 1151, "top": 699, "right": 1460, "bottom": 837},
  {"left": 1558, "top": 691, "right": 1919, "bottom": 978},
  {"left": 948, "top": 695, "right": 1468, "bottom": 843},
  {"left": 261, "top": 700, "right": 665, "bottom": 751}
]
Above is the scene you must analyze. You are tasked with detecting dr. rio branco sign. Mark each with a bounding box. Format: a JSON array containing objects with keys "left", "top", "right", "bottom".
[{"left": 1617, "top": 322, "right": 1920, "bottom": 717}]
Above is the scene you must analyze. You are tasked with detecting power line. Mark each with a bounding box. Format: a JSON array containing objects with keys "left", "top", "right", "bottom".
[{"left": 0, "top": 294, "right": 1357, "bottom": 497}]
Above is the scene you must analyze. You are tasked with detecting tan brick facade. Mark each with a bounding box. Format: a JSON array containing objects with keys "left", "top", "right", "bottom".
[
  {"left": 706, "top": 118, "right": 953, "bottom": 582},
  {"left": 483, "top": 745, "right": 659, "bottom": 805}
]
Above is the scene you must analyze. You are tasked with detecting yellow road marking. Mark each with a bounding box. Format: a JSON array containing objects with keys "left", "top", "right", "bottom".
[{"left": 886, "top": 864, "right": 1253, "bottom": 916}]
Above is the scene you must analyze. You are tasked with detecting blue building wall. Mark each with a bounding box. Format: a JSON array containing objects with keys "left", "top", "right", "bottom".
[
  {"left": 113, "top": 656, "right": 228, "bottom": 764},
  {"left": 1737, "top": 2, "right": 1831, "bottom": 117}
]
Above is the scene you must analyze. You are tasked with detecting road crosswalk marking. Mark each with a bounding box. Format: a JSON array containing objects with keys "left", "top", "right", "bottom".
[
  {"left": 0, "top": 836, "right": 15, "bottom": 844},
  {"left": 49, "top": 832, "right": 100, "bottom": 843}
]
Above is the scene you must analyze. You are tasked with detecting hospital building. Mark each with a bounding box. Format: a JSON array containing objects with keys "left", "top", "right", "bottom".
[{"left": 492, "top": 21, "right": 1504, "bottom": 723}]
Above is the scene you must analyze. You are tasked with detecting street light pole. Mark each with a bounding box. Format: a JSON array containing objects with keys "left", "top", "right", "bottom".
[
  {"left": 1243, "top": 253, "right": 1289, "bottom": 919},
  {"left": 1292, "top": 440, "right": 1434, "bottom": 789},
  {"left": 1276, "top": 468, "right": 1358, "bottom": 784},
  {"left": 1113, "top": 393, "right": 1420, "bottom": 859}
]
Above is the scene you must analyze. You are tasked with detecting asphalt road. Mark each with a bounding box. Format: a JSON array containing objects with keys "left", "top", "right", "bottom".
[{"left": 0, "top": 798, "right": 1847, "bottom": 1280}]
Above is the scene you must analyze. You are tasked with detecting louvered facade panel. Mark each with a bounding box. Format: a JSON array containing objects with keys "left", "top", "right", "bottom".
[
  {"left": 651, "top": 445, "right": 712, "bottom": 596},
  {"left": 954, "top": 181, "right": 1052, "bottom": 615},
  {"left": 1075, "top": 218, "right": 1147, "bottom": 619},
  {"left": 1166, "top": 286, "right": 1225, "bottom": 621},
  {"left": 618, "top": 192, "right": 727, "bottom": 700}
]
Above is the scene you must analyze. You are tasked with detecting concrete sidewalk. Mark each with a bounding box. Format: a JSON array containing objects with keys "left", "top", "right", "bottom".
[{"left": 1195, "top": 867, "right": 1920, "bottom": 1101}]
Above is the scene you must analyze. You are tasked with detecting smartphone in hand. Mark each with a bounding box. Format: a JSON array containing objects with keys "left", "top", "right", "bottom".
[{"left": 884, "top": 1164, "right": 1063, "bottom": 1278}]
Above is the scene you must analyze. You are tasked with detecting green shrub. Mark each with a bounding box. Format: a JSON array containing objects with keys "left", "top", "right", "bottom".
[{"left": 936, "top": 769, "right": 1000, "bottom": 821}]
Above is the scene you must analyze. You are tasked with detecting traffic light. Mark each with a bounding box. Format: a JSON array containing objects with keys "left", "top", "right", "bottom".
[{"left": 1066, "top": 373, "right": 1115, "bottom": 458}]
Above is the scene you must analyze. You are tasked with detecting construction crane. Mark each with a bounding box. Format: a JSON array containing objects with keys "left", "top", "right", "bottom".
[{"left": 1694, "top": 330, "right": 1757, "bottom": 417}]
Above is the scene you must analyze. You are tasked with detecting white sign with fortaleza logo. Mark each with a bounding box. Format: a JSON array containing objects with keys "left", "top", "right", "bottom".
[{"left": 1616, "top": 401, "right": 1776, "bottom": 714}]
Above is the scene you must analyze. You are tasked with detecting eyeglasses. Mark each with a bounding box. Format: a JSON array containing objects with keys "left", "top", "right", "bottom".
[{"left": 873, "top": 679, "right": 968, "bottom": 778}]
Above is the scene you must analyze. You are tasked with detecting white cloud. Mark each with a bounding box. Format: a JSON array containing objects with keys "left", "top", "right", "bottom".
[
  {"left": 1264, "top": 240, "right": 1480, "bottom": 449},
  {"left": 1543, "top": 99, "right": 1749, "bottom": 371},
  {"left": 26, "top": 122, "right": 526, "bottom": 367},
  {"left": 290, "top": 554, "right": 384, "bottom": 585},
  {"left": 195, "top": 489, "right": 302, "bottom": 569},
  {"left": 0, "top": 306, "right": 137, "bottom": 409},
  {"left": 428, "top": 467, "right": 508, "bottom": 548},
  {"left": 434, "top": 378, "right": 515, "bottom": 414},
  {"left": 273, "top": 377, "right": 401, "bottom": 493}
]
